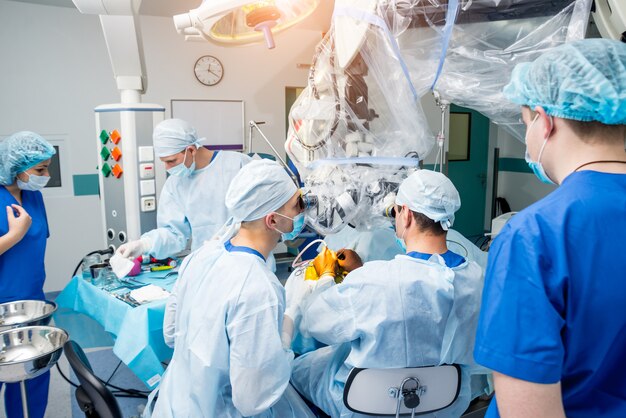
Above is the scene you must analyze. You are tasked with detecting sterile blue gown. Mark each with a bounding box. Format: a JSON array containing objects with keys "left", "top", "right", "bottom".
[
  {"left": 142, "top": 151, "right": 250, "bottom": 259},
  {"left": 292, "top": 252, "right": 485, "bottom": 417},
  {"left": 146, "top": 240, "right": 314, "bottom": 418},
  {"left": 0, "top": 186, "right": 50, "bottom": 418}
]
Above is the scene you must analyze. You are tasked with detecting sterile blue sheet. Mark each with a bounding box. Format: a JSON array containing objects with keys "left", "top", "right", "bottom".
[{"left": 55, "top": 272, "right": 176, "bottom": 388}]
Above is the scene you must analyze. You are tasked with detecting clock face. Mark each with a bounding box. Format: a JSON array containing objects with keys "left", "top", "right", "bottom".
[{"left": 194, "top": 55, "right": 224, "bottom": 86}]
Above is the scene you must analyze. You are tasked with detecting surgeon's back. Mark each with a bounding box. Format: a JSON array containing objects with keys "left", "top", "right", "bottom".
[
  {"left": 296, "top": 254, "right": 475, "bottom": 417},
  {"left": 332, "top": 256, "right": 455, "bottom": 369},
  {"left": 150, "top": 241, "right": 291, "bottom": 418}
]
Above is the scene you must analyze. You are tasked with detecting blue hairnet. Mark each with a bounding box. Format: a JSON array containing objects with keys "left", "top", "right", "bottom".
[
  {"left": 503, "top": 39, "right": 626, "bottom": 125},
  {"left": 396, "top": 169, "right": 460, "bottom": 230},
  {"left": 153, "top": 119, "right": 203, "bottom": 158},
  {"left": 226, "top": 160, "right": 298, "bottom": 222},
  {"left": 0, "top": 131, "right": 56, "bottom": 186}
]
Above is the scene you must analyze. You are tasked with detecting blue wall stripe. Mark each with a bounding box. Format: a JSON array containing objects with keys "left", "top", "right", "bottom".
[
  {"left": 73, "top": 174, "right": 99, "bottom": 196},
  {"left": 498, "top": 157, "right": 532, "bottom": 174},
  {"left": 424, "top": 158, "right": 530, "bottom": 174}
]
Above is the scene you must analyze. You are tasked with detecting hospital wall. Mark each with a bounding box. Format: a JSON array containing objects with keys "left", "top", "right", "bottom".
[
  {"left": 0, "top": 0, "right": 323, "bottom": 293},
  {"left": 492, "top": 127, "right": 557, "bottom": 213}
]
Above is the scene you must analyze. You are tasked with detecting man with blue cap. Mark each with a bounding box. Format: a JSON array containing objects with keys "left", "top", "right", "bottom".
[
  {"left": 145, "top": 159, "right": 314, "bottom": 418},
  {"left": 475, "top": 39, "right": 626, "bottom": 418},
  {"left": 117, "top": 119, "right": 250, "bottom": 259},
  {"left": 288, "top": 169, "right": 488, "bottom": 417}
]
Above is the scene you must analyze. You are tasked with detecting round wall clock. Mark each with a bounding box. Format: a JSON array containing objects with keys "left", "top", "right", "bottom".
[{"left": 194, "top": 55, "right": 224, "bottom": 86}]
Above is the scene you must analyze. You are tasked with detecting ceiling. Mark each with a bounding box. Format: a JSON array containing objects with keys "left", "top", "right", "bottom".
[{"left": 6, "top": 0, "right": 334, "bottom": 31}]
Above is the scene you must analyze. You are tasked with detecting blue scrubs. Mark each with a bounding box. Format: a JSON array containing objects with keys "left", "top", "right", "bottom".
[
  {"left": 406, "top": 249, "right": 466, "bottom": 268},
  {"left": 224, "top": 239, "right": 266, "bottom": 261},
  {"left": 0, "top": 185, "right": 50, "bottom": 418},
  {"left": 475, "top": 171, "right": 626, "bottom": 418}
]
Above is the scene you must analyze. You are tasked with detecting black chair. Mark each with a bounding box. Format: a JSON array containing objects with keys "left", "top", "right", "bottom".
[{"left": 63, "top": 340, "right": 123, "bottom": 418}]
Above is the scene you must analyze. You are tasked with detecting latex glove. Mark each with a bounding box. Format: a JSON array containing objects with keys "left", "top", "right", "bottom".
[
  {"left": 312, "top": 247, "right": 339, "bottom": 279},
  {"left": 117, "top": 237, "right": 152, "bottom": 259},
  {"left": 5, "top": 205, "right": 31, "bottom": 242},
  {"left": 337, "top": 249, "right": 363, "bottom": 273},
  {"left": 284, "top": 270, "right": 334, "bottom": 345}
]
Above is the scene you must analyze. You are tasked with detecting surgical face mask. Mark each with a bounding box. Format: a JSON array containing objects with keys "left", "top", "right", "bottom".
[
  {"left": 394, "top": 206, "right": 407, "bottom": 252},
  {"left": 274, "top": 212, "right": 305, "bottom": 241},
  {"left": 167, "top": 149, "right": 196, "bottom": 177},
  {"left": 395, "top": 234, "right": 407, "bottom": 253},
  {"left": 17, "top": 173, "right": 50, "bottom": 191},
  {"left": 524, "top": 114, "right": 555, "bottom": 185}
]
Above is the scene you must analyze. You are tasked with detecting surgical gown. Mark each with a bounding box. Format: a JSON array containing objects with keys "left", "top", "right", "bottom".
[
  {"left": 142, "top": 151, "right": 250, "bottom": 259},
  {"left": 292, "top": 254, "right": 482, "bottom": 417},
  {"left": 147, "top": 240, "right": 314, "bottom": 418}
]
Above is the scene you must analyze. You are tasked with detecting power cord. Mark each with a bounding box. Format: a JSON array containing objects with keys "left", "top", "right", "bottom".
[{"left": 56, "top": 359, "right": 151, "bottom": 398}]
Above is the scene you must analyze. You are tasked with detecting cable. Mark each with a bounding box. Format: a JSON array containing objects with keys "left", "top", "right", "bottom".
[
  {"left": 57, "top": 361, "right": 150, "bottom": 397},
  {"left": 291, "top": 238, "right": 326, "bottom": 269},
  {"left": 105, "top": 381, "right": 150, "bottom": 397},
  {"left": 57, "top": 354, "right": 151, "bottom": 399},
  {"left": 56, "top": 363, "right": 79, "bottom": 388},
  {"left": 105, "top": 360, "right": 123, "bottom": 385}
]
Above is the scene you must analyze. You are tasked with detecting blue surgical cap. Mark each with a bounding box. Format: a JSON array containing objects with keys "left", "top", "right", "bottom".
[
  {"left": 153, "top": 119, "right": 202, "bottom": 158},
  {"left": 503, "top": 39, "right": 626, "bottom": 125},
  {"left": 0, "top": 131, "right": 56, "bottom": 186},
  {"left": 396, "top": 170, "right": 460, "bottom": 231},
  {"left": 226, "top": 160, "right": 298, "bottom": 222}
]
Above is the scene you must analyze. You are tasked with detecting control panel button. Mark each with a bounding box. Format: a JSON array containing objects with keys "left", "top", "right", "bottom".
[
  {"left": 138, "top": 146, "right": 154, "bottom": 162},
  {"left": 140, "top": 180, "right": 156, "bottom": 196},
  {"left": 111, "top": 146, "right": 122, "bottom": 161},
  {"left": 100, "top": 147, "right": 111, "bottom": 161},
  {"left": 99, "top": 130, "right": 110, "bottom": 145},
  {"left": 110, "top": 129, "right": 121, "bottom": 144},
  {"left": 101, "top": 163, "right": 112, "bottom": 178},
  {"left": 141, "top": 196, "right": 156, "bottom": 212},
  {"left": 112, "top": 164, "right": 123, "bottom": 178},
  {"left": 139, "top": 163, "right": 155, "bottom": 179}
]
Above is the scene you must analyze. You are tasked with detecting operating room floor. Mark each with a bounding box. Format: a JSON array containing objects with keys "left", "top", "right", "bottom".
[{"left": 0, "top": 263, "right": 296, "bottom": 418}]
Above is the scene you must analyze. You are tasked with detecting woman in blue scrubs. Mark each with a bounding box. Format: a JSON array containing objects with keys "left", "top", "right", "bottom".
[{"left": 0, "top": 131, "right": 56, "bottom": 418}]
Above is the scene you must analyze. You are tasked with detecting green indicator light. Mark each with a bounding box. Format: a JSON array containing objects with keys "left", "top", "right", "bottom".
[
  {"left": 99, "top": 130, "right": 110, "bottom": 144},
  {"left": 101, "top": 163, "right": 112, "bottom": 178},
  {"left": 100, "top": 147, "right": 111, "bottom": 161}
]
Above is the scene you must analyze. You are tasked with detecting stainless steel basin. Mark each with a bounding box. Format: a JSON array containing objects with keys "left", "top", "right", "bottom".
[
  {"left": 0, "top": 326, "right": 68, "bottom": 383},
  {"left": 0, "top": 300, "right": 57, "bottom": 332}
]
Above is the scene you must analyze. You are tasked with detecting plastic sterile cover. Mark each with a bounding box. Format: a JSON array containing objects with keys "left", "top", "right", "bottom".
[
  {"left": 301, "top": 158, "right": 419, "bottom": 235},
  {"left": 286, "top": 0, "right": 592, "bottom": 235},
  {"left": 397, "top": 0, "right": 593, "bottom": 140},
  {"left": 285, "top": 21, "right": 435, "bottom": 174}
]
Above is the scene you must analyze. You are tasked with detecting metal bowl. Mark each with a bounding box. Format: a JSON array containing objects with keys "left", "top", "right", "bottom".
[
  {"left": 0, "top": 326, "right": 68, "bottom": 382},
  {"left": 0, "top": 300, "right": 58, "bottom": 332}
]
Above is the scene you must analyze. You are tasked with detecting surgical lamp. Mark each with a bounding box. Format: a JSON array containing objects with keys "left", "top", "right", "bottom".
[{"left": 173, "top": 0, "right": 321, "bottom": 49}]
